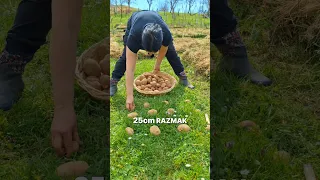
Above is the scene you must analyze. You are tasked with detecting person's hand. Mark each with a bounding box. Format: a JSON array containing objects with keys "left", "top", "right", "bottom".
[
  {"left": 51, "top": 105, "right": 81, "bottom": 157},
  {"left": 126, "top": 95, "right": 135, "bottom": 111},
  {"left": 153, "top": 65, "right": 160, "bottom": 74}
]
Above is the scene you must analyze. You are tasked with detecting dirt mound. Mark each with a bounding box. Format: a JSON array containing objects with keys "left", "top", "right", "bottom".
[
  {"left": 110, "top": 37, "right": 123, "bottom": 59},
  {"left": 174, "top": 38, "right": 210, "bottom": 75},
  {"left": 271, "top": 0, "right": 320, "bottom": 48}
]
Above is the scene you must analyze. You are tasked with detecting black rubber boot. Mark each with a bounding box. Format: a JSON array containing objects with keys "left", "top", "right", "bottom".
[
  {"left": 0, "top": 50, "right": 31, "bottom": 111},
  {"left": 178, "top": 71, "right": 195, "bottom": 89},
  {"left": 213, "top": 30, "right": 272, "bottom": 86},
  {"left": 110, "top": 78, "right": 119, "bottom": 96}
]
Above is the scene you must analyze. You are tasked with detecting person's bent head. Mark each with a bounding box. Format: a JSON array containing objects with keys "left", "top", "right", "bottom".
[{"left": 142, "top": 23, "right": 163, "bottom": 53}]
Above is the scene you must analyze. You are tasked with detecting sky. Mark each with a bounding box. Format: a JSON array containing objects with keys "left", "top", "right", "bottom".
[{"left": 118, "top": 0, "right": 209, "bottom": 14}]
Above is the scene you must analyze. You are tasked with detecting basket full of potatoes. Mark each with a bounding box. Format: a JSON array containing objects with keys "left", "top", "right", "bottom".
[
  {"left": 134, "top": 72, "right": 177, "bottom": 95},
  {"left": 75, "top": 38, "right": 110, "bottom": 101}
]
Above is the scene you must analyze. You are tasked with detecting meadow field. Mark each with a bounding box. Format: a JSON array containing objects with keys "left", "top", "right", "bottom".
[{"left": 110, "top": 6, "right": 211, "bottom": 179}]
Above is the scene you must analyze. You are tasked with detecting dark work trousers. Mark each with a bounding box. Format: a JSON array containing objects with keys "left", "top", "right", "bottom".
[
  {"left": 4, "top": 0, "right": 52, "bottom": 58},
  {"left": 210, "top": 0, "right": 237, "bottom": 42},
  {"left": 111, "top": 17, "right": 185, "bottom": 81}
]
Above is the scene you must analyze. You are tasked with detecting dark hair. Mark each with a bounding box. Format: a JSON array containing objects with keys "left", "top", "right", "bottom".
[{"left": 142, "top": 23, "right": 163, "bottom": 52}]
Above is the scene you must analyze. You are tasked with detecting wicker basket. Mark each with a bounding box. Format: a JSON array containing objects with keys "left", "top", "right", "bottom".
[
  {"left": 133, "top": 71, "right": 177, "bottom": 96},
  {"left": 75, "top": 38, "right": 110, "bottom": 101}
]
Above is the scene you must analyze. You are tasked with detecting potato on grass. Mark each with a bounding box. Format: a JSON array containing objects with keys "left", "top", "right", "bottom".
[
  {"left": 148, "top": 109, "right": 157, "bottom": 116},
  {"left": 127, "top": 112, "right": 138, "bottom": 119},
  {"left": 83, "top": 58, "right": 101, "bottom": 77},
  {"left": 167, "top": 108, "right": 175, "bottom": 115},
  {"left": 273, "top": 151, "right": 290, "bottom": 163},
  {"left": 56, "top": 161, "right": 89, "bottom": 177},
  {"left": 144, "top": 102, "right": 150, "bottom": 108},
  {"left": 150, "top": 125, "right": 161, "bottom": 136},
  {"left": 238, "top": 120, "right": 258, "bottom": 131},
  {"left": 177, "top": 124, "right": 191, "bottom": 132},
  {"left": 125, "top": 127, "right": 134, "bottom": 136}
]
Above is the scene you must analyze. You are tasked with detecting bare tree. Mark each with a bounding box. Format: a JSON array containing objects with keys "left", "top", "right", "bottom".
[
  {"left": 112, "top": 0, "right": 118, "bottom": 14},
  {"left": 169, "top": 0, "right": 180, "bottom": 18},
  {"left": 186, "top": 0, "right": 196, "bottom": 14},
  {"left": 146, "top": 0, "right": 153, "bottom": 11},
  {"left": 126, "top": 0, "right": 135, "bottom": 13},
  {"left": 119, "top": 0, "right": 126, "bottom": 18},
  {"left": 159, "top": 0, "right": 169, "bottom": 15}
]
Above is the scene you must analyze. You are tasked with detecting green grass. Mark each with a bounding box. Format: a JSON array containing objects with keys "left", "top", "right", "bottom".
[
  {"left": 0, "top": 0, "right": 109, "bottom": 179},
  {"left": 211, "top": 1, "right": 320, "bottom": 179},
  {"left": 110, "top": 57, "right": 210, "bottom": 179}
]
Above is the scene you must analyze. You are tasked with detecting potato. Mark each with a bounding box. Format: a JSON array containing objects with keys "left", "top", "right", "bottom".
[
  {"left": 167, "top": 108, "right": 175, "bottom": 115},
  {"left": 151, "top": 87, "right": 155, "bottom": 91},
  {"left": 150, "top": 81, "right": 156, "bottom": 85},
  {"left": 273, "top": 151, "right": 290, "bottom": 163},
  {"left": 140, "top": 85, "right": 146, "bottom": 90},
  {"left": 147, "top": 84, "right": 152, "bottom": 88},
  {"left": 152, "top": 78, "right": 156, "bottom": 81},
  {"left": 94, "top": 43, "right": 108, "bottom": 61},
  {"left": 150, "top": 125, "right": 161, "bottom": 136},
  {"left": 87, "top": 80, "right": 102, "bottom": 90},
  {"left": 99, "top": 55, "right": 109, "bottom": 75},
  {"left": 141, "top": 78, "right": 148, "bottom": 85},
  {"left": 161, "top": 83, "right": 166, "bottom": 88},
  {"left": 136, "top": 80, "right": 142, "bottom": 86},
  {"left": 166, "top": 82, "right": 172, "bottom": 87},
  {"left": 86, "top": 76, "right": 99, "bottom": 82},
  {"left": 137, "top": 86, "right": 141, "bottom": 89},
  {"left": 56, "top": 161, "right": 89, "bottom": 177},
  {"left": 139, "top": 76, "right": 145, "bottom": 81},
  {"left": 144, "top": 102, "right": 150, "bottom": 108},
  {"left": 163, "top": 101, "right": 169, "bottom": 105},
  {"left": 125, "top": 127, "right": 134, "bottom": 136},
  {"left": 100, "top": 75, "right": 110, "bottom": 89},
  {"left": 238, "top": 120, "right": 258, "bottom": 131},
  {"left": 158, "top": 87, "right": 163, "bottom": 91},
  {"left": 148, "top": 109, "right": 157, "bottom": 116},
  {"left": 156, "top": 83, "right": 161, "bottom": 87},
  {"left": 83, "top": 58, "right": 101, "bottom": 77},
  {"left": 177, "top": 124, "right": 191, "bottom": 132},
  {"left": 185, "top": 99, "right": 191, "bottom": 103},
  {"left": 127, "top": 112, "right": 138, "bottom": 119},
  {"left": 205, "top": 125, "right": 210, "bottom": 131}
]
